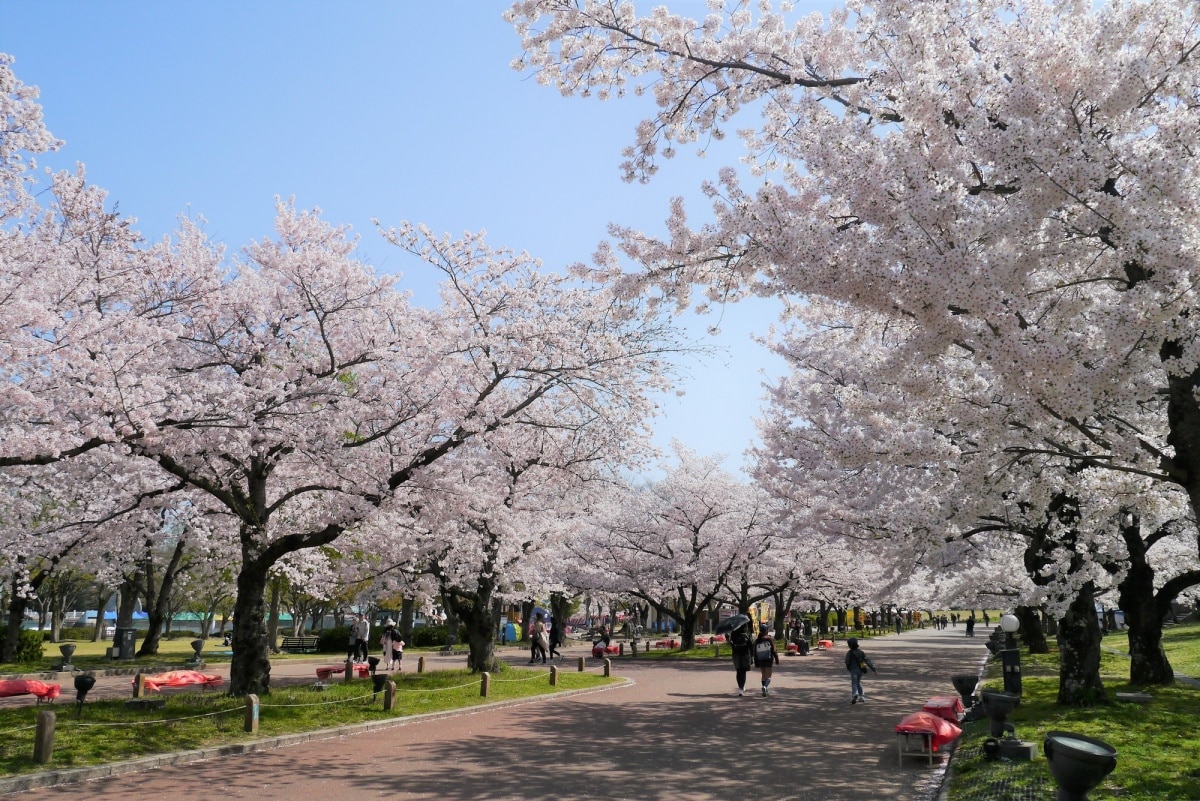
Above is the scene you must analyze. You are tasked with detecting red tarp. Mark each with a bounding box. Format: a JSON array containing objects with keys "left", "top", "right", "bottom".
[
  {"left": 136, "top": 670, "right": 223, "bottom": 693},
  {"left": 0, "top": 679, "right": 61, "bottom": 700},
  {"left": 894, "top": 711, "right": 963, "bottom": 751},
  {"left": 591, "top": 644, "right": 620, "bottom": 657}
]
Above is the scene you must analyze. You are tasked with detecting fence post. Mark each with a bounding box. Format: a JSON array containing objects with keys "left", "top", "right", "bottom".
[
  {"left": 480, "top": 672, "right": 490, "bottom": 697},
  {"left": 550, "top": 665, "right": 558, "bottom": 686},
  {"left": 577, "top": 656, "right": 585, "bottom": 672},
  {"left": 603, "top": 658, "right": 612, "bottom": 677},
  {"left": 32, "top": 710, "right": 55, "bottom": 764},
  {"left": 384, "top": 680, "right": 397, "bottom": 711},
  {"left": 343, "top": 658, "right": 354, "bottom": 683},
  {"left": 418, "top": 656, "right": 426, "bottom": 674},
  {"left": 132, "top": 673, "right": 146, "bottom": 698},
  {"left": 244, "top": 694, "right": 259, "bottom": 734}
]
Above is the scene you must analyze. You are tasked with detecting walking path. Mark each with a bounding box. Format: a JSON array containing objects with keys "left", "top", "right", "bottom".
[{"left": 2, "top": 626, "right": 988, "bottom": 801}]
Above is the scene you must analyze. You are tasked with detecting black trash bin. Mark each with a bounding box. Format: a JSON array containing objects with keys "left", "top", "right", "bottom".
[{"left": 113, "top": 626, "right": 137, "bottom": 660}]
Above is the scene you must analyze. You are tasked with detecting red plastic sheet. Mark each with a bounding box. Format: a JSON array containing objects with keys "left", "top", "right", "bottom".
[
  {"left": 137, "top": 670, "right": 223, "bottom": 693},
  {"left": 894, "top": 711, "right": 963, "bottom": 751},
  {"left": 0, "top": 679, "right": 61, "bottom": 700}
]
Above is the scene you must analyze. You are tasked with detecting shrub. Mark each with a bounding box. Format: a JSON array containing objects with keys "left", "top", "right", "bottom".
[
  {"left": 59, "top": 626, "right": 94, "bottom": 641},
  {"left": 16, "top": 630, "right": 43, "bottom": 663},
  {"left": 317, "top": 625, "right": 353, "bottom": 654},
  {"left": 411, "top": 626, "right": 449, "bottom": 648}
]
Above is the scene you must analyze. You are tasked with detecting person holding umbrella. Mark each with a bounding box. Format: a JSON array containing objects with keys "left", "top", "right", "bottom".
[{"left": 717, "top": 613, "right": 754, "bottom": 696}]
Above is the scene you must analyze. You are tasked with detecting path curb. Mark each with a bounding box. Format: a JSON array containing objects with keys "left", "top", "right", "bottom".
[{"left": 0, "top": 677, "right": 632, "bottom": 795}]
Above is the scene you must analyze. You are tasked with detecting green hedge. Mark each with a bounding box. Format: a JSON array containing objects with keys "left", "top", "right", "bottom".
[
  {"left": 317, "top": 625, "right": 353, "bottom": 654},
  {"left": 16, "top": 630, "right": 43, "bottom": 663},
  {"left": 411, "top": 626, "right": 448, "bottom": 647}
]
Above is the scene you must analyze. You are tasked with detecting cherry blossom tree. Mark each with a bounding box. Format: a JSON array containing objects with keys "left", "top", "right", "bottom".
[
  {"left": 510, "top": 0, "right": 1200, "bottom": 700},
  {"left": 573, "top": 443, "right": 776, "bottom": 649}
]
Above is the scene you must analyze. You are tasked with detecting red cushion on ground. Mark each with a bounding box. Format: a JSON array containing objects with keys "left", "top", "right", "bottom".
[
  {"left": 0, "top": 679, "right": 61, "bottom": 700},
  {"left": 894, "top": 711, "right": 962, "bottom": 751}
]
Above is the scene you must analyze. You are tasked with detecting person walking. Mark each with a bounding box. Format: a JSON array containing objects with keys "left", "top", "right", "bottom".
[
  {"left": 380, "top": 619, "right": 402, "bottom": 670},
  {"left": 844, "top": 637, "right": 878, "bottom": 704},
  {"left": 353, "top": 613, "right": 370, "bottom": 663},
  {"left": 753, "top": 623, "right": 780, "bottom": 696},
  {"left": 529, "top": 612, "right": 549, "bottom": 664},
  {"left": 729, "top": 621, "right": 754, "bottom": 696},
  {"left": 548, "top": 617, "right": 563, "bottom": 662}
]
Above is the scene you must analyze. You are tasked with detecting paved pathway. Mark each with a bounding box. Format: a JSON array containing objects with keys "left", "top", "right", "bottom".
[{"left": 3, "top": 626, "right": 988, "bottom": 801}]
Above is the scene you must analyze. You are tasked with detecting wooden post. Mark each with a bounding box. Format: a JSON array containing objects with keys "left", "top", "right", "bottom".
[
  {"left": 619, "top": 642, "right": 625, "bottom": 656},
  {"left": 480, "top": 672, "right": 490, "bottom": 697},
  {"left": 132, "top": 674, "right": 146, "bottom": 698},
  {"left": 343, "top": 658, "right": 354, "bottom": 683},
  {"left": 384, "top": 680, "right": 397, "bottom": 711},
  {"left": 32, "top": 710, "right": 55, "bottom": 764},
  {"left": 631, "top": 641, "right": 638, "bottom": 657},
  {"left": 577, "top": 656, "right": 585, "bottom": 672},
  {"left": 603, "top": 658, "right": 612, "bottom": 677},
  {"left": 417, "top": 656, "right": 426, "bottom": 674},
  {"left": 244, "top": 694, "right": 259, "bottom": 734},
  {"left": 549, "top": 665, "right": 558, "bottom": 686}
]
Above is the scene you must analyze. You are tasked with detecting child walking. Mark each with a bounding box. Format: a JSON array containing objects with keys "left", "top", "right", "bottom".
[{"left": 753, "top": 623, "right": 780, "bottom": 696}]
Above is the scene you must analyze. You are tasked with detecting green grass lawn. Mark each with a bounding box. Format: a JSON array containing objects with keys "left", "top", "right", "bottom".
[
  {"left": 944, "top": 624, "right": 1200, "bottom": 801},
  {"left": 0, "top": 667, "right": 616, "bottom": 777}
]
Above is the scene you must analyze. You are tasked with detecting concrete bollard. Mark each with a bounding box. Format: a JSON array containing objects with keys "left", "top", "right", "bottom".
[
  {"left": 32, "top": 710, "right": 55, "bottom": 764},
  {"left": 418, "top": 656, "right": 426, "bottom": 674},
  {"left": 384, "top": 680, "right": 397, "bottom": 711},
  {"left": 244, "top": 694, "right": 259, "bottom": 734},
  {"left": 603, "top": 658, "right": 612, "bottom": 677},
  {"left": 550, "top": 665, "right": 558, "bottom": 686},
  {"left": 132, "top": 674, "right": 146, "bottom": 698},
  {"left": 480, "top": 672, "right": 490, "bottom": 697},
  {"left": 577, "top": 656, "right": 585, "bottom": 672}
]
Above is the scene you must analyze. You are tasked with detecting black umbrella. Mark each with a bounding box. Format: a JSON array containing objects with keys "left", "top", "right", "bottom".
[{"left": 715, "top": 613, "right": 751, "bottom": 635}]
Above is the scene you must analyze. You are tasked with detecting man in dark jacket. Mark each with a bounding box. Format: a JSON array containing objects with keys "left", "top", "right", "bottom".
[
  {"left": 844, "top": 637, "right": 878, "bottom": 704},
  {"left": 729, "top": 622, "right": 753, "bottom": 697}
]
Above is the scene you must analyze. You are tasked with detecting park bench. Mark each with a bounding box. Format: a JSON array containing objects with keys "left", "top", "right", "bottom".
[
  {"left": 894, "top": 711, "right": 962, "bottom": 767},
  {"left": 280, "top": 635, "right": 320, "bottom": 653}
]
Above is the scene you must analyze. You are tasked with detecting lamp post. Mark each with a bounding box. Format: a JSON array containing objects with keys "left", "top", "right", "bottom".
[{"left": 1000, "top": 613, "right": 1022, "bottom": 695}]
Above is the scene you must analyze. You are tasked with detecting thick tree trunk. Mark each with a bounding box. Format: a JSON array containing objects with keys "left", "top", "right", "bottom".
[
  {"left": 1055, "top": 583, "right": 1108, "bottom": 706},
  {"left": 138, "top": 540, "right": 187, "bottom": 657},
  {"left": 1015, "top": 605, "right": 1049, "bottom": 654},
  {"left": 267, "top": 578, "right": 282, "bottom": 654},
  {"left": 818, "top": 600, "right": 829, "bottom": 636},
  {"left": 400, "top": 598, "right": 415, "bottom": 641},
  {"left": 92, "top": 588, "right": 112, "bottom": 643},
  {"left": 1116, "top": 515, "right": 1175, "bottom": 685},
  {"left": 3, "top": 586, "right": 29, "bottom": 663},
  {"left": 228, "top": 559, "right": 273, "bottom": 697}
]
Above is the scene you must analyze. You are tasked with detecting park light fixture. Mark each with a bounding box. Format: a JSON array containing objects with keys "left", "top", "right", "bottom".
[
  {"left": 999, "top": 613, "right": 1022, "bottom": 695},
  {"left": 1044, "top": 731, "right": 1117, "bottom": 801},
  {"left": 73, "top": 674, "right": 96, "bottom": 718}
]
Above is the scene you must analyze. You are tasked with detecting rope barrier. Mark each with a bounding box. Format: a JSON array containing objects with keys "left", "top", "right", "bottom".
[
  {"left": 392, "top": 679, "right": 480, "bottom": 693},
  {"left": 62, "top": 706, "right": 247, "bottom": 727},
  {"left": 0, "top": 723, "right": 38, "bottom": 736},
  {"left": 491, "top": 671, "right": 552, "bottom": 683},
  {"left": 262, "top": 692, "right": 375, "bottom": 708}
]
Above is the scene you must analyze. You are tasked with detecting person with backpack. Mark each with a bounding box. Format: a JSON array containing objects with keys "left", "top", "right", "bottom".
[
  {"left": 728, "top": 621, "right": 754, "bottom": 696},
  {"left": 753, "top": 623, "right": 780, "bottom": 696},
  {"left": 844, "top": 637, "right": 878, "bottom": 704}
]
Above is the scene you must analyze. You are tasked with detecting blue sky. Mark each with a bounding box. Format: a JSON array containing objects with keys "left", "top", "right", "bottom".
[{"left": 2, "top": 1, "right": 819, "bottom": 478}]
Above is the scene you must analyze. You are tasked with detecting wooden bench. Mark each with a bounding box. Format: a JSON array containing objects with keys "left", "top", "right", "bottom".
[{"left": 280, "top": 635, "right": 319, "bottom": 653}]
